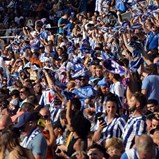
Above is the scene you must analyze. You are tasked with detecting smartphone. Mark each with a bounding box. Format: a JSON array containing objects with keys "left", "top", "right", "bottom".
[
  {"left": 55, "top": 148, "right": 61, "bottom": 153},
  {"left": 97, "top": 116, "right": 105, "bottom": 123},
  {"left": 37, "top": 119, "right": 46, "bottom": 127}
]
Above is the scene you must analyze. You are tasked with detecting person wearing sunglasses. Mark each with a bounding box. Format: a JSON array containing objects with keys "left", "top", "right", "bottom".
[{"left": 14, "top": 112, "right": 48, "bottom": 159}]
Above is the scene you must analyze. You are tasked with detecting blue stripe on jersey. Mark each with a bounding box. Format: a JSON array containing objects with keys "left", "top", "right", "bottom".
[
  {"left": 50, "top": 108, "right": 62, "bottom": 122},
  {"left": 122, "top": 116, "right": 146, "bottom": 150},
  {"left": 102, "top": 116, "right": 126, "bottom": 141}
]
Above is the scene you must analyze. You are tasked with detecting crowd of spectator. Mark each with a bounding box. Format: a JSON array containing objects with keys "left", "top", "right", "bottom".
[{"left": 0, "top": 0, "right": 159, "bottom": 159}]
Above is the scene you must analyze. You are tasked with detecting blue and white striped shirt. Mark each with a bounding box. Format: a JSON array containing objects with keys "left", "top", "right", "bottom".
[
  {"left": 39, "top": 88, "right": 62, "bottom": 122},
  {"left": 94, "top": 96, "right": 106, "bottom": 114},
  {"left": 96, "top": 116, "right": 126, "bottom": 142},
  {"left": 122, "top": 116, "right": 147, "bottom": 150}
]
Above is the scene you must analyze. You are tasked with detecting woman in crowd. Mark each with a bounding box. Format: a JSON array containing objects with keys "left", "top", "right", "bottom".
[
  {"left": 93, "top": 95, "right": 126, "bottom": 146},
  {"left": 0, "top": 128, "right": 34, "bottom": 159},
  {"left": 56, "top": 110, "right": 91, "bottom": 158}
]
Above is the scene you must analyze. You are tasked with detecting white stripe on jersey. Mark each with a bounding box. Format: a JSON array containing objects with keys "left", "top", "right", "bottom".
[
  {"left": 122, "top": 116, "right": 146, "bottom": 150},
  {"left": 98, "top": 116, "right": 126, "bottom": 142}
]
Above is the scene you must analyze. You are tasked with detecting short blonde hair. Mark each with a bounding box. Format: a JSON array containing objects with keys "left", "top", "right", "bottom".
[{"left": 105, "top": 137, "right": 124, "bottom": 152}]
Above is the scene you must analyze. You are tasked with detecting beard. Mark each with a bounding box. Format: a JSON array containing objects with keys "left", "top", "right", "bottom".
[{"left": 128, "top": 104, "right": 136, "bottom": 113}]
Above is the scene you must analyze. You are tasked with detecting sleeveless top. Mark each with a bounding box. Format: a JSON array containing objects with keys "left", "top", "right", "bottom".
[{"left": 67, "top": 136, "right": 79, "bottom": 157}]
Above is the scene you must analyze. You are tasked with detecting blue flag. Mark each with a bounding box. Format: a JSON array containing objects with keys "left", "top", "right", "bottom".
[{"left": 103, "top": 59, "right": 125, "bottom": 76}]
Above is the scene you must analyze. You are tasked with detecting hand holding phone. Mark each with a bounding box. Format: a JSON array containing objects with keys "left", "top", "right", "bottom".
[
  {"left": 97, "top": 116, "right": 105, "bottom": 123},
  {"left": 55, "top": 148, "right": 61, "bottom": 154}
]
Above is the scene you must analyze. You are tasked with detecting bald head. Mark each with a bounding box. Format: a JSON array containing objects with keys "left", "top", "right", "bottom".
[
  {"left": 0, "top": 114, "right": 12, "bottom": 130},
  {"left": 153, "top": 130, "right": 159, "bottom": 146},
  {"left": 39, "top": 107, "right": 51, "bottom": 119},
  {"left": 136, "top": 134, "right": 155, "bottom": 152}
]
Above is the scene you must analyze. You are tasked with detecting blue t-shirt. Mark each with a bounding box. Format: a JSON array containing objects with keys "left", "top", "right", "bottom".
[
  {"left": 27, "top": 132, "right": 47, "bottom": 158},
  {"left": 147, "top": 32, "right": 159, "bottom": 50},
  {"left": 142, "top": 75, "right": 159, "bottom": 103},
  {"left": 121, "top": 148, "right": 159, "bottom": 159},
  {"left": 58, "top": 17, "right": 69, "bottom": 34}
]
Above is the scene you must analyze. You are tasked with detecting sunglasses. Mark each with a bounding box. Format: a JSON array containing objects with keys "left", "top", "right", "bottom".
[{"left": 40, "top": 115, "right": 49, "bottom": 120}]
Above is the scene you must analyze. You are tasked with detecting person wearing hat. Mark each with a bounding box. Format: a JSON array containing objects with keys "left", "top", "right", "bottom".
[
  {"left": 72, "top": 71, "right": 97, "bottom": 110},
  {"left": 9, "top": 98, "right": 19, "bottom": 116},
  {"left": 94, "top": 77, "right": 112, "bottom": 114},
  {"left": 14, "top": 112, "right": 47, "bottom": 159}
]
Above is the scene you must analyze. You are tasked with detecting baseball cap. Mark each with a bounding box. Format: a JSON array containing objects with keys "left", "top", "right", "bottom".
[{"left": 14, "top": 112, "right": 35, "bottom": 128}]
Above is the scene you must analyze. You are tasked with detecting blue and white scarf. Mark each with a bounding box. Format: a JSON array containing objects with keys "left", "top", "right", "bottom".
[{"left": 21, "top": 127, "right": 41, "bottom": 148}]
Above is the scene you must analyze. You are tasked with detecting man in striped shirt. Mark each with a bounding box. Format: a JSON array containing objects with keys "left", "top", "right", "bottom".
[{"left": 122, "top": 92, "right": 147, "bottom": 150}]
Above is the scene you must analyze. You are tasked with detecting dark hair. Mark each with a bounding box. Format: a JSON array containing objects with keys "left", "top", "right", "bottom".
[
  {"left": 144, "top": 64, "right": 157, "bottom": 75},
  {"left": 0, "top": 128, "right": 20, "bottom": 153},
  {"left": 146, "top": 113, "right": 155, "bottom": 120},
  {"left": 147, "top": 99, "right": 158, "bottom": 106},
  {"left": 71, "top": 113, "right": 91, "bottom": 139},
  {"left": 71, "top": 98, "right": 81, "bottom": 110},
  {"left": 20, "top": 86, "right": 30, "bottom": 95},
  {"left": 21, "top": 102, "right": 34, "bottom": 112},
  {"left": 133, "top": 92, "right": 147, "bottom": 109},
  {"left": 113, "top": 74, "right": 121, "bottom": 81},
  {"left": 60, "top": 109, "right": 66, "bottom": 119},
  {"left": 106, "top": 94, "right": 118, "bottom": 104},
  {"left": 87, "top": 143, "right": 109, "bottom": 158}
]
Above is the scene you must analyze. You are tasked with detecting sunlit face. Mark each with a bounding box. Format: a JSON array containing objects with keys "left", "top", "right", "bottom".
[
  {"left": 128, "top": 96, "right": 137, "bottom": 112},
  {"left": 95, "top": 68, "right": 103, "bottom": 78},
  {"left": 152, "top": 119, "right": 159, "bottom": 129},
  {"left": 108, "top": 73, "right": 114, "bottom": 82},
  {"left": 145, "top": 23, "right": 151, "bottom": 31},
  {"left": 87, "top": 148, "right": 104, "bottom": 159},
  {"left": 106, "top": 101, "right": 117, "bottom": 117},
  {"left": 100, "top": 86, "right": 109, "bottom": 95},
  {"left": 146, "top": 119, "right": 152, "bottom": 132},
  {"left": 90, "top": 65, "right": 96, "bottom": 76},
  {"left": 147, "top": 104, "right": 157, "bottom": 113},
  {"left": 107, "top": 146, "right": 122, "bottom": 158},
  {"left": 39, "top": 109, "right": 50, "bottom": 120},
  {"left": 79, "top": 78, "right": 88, "bottom": 87},
  {"left": 153, "top": 130, "right": 159, "bottom": 146},
  {"left": 19, "top": 88, "right": 27, "bottom": 100},
  {"left": 67, "top": 82, "right": 75, "bottom": 91}
]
